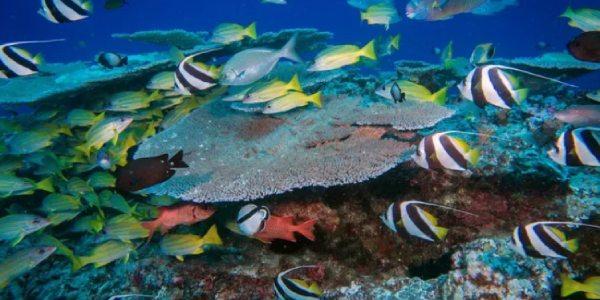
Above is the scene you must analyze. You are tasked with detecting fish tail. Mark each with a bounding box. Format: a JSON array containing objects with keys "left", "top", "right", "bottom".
[
  {"left": 429, "top": 86, "right": 448, "bottom": 105},
  {"left": 33, "top": 53, "right": 44, "bottom": 65},
  {"left": 360, "top": 40, "right": 377, "bottom": 60},
  {"left": 561, "top": 274, "right": 585, "bottom": 297},
  {"left": 36, "top": 177, "right": 55, "bottom": 193},
  {"left": 69, "top": 255, "right": 84, "bottom": 272},
  {"left": 200, "top": 225, "right": 223, "bottom": 247},
  {"left": 93, "top": 112, "right": 106, "bottom": 124},
  {"left": 82, "top": 0, "right": 93, "bottom": 12},
  {"left": 245, "top": 22, "right": 257, "bottom": 40},
  {"left": 287, "top": 74, "right": 302, "bottom": 92},
  {"left": 75, "top": 144, "right": 91, "bottom": 158},
  {"left": 169, "top": 150, "right": 189, "bottom": 168},
  {"left": 566, "top": 238, "right": 579, "bottom": 253},
  {"left": 391, "top": 35, "right": 400, "bottom": 49},
  {"left": 515, "top": 88, "right": 528, "bottom": 104},
  {"left": 72, "top": 256, "right": 90, "bottom": 272},
  {"left": 308, "top": 92, "right": 322, "bottom": 108},
  {"left": 434, "top": 225, "right": 448, "bottom": 240},
  {"left": 121, "top": 56, "right": 128, "bottom": 65},
  {"left": 560, "top": 6, "right": 574, "bottom": 18},
  {"left": 466, "top": 148, "right": 480, "bottom": 165},
  {"left": 295, "top": 219, "right": 317, "bottom": 241},
  {"left": 279, "top": 34, "right": 302, "bottom": 63}
]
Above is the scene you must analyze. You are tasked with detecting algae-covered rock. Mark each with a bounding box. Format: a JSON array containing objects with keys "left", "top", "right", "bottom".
[
  {"left": 134, "top": 95, "right": 453, "bottom": 203},
  {"left": 112, "top": 29, "right": 210, "bottom": 50}
]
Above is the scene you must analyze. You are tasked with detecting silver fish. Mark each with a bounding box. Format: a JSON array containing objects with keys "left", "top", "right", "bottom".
[
  {"left": 554, "top": 105, "right": 600, "bottom": 127},
  {"left": 220, "top": 35, "right": 301, "bottom": 86}
]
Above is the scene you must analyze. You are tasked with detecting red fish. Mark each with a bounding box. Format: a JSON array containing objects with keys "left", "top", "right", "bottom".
[
  {"left": 254, "top": 215, "right": 316, "bottom": 243},
  {"left": 142, "top": 204, "right": 215, "bottom": 238}
]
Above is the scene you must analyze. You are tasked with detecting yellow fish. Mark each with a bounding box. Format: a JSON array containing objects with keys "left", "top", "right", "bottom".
[
  {"left": 244, "top": 74, "right": 302, "bottom": 104},
  {"left": 361, "top": 2, "right": 400, "bottom": 30},
  {"left": 263, "top": 91, "right": 322, "bottom": 114},
  {"left": 561, "top": 6, "right": 600, "bottom": 32},
  {"left": 210, "top": 22, "right": 257, "bottom": 44},
  {"left": 561, "top": 274, "right": 600, "bottom": 299},
  {"left": 309, "top": 40, "right": 377, "bottom": 72},
  {"left": 160, "top": 225, "right": 222, "bottom": 261}
]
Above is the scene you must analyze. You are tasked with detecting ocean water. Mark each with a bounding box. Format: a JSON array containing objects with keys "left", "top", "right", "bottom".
[{"left": 0, "top": 0, "right": 599, "bottom": 299}]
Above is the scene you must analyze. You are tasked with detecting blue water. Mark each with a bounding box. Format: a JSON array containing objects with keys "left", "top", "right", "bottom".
[{"left": 2, "top": 0, "right": 597, "bottom": 66}]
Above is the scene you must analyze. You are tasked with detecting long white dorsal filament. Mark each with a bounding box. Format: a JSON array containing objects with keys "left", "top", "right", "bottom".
[
  {"left": 536, "top": 221, "right": 600, "bottom": 230},
  {"left": 494, "top": 65, "right": 578, "bottom": 88},
  {"left": 410, "top": 200, "right": 479, "bottom": 217},
  {"left": 2, "top": 39, "right": 66, "bottom": 48}
]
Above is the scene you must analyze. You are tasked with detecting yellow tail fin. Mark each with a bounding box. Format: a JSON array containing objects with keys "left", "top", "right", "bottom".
[
  {"left": 73, "top": 256, "right": 90, "bottom": 272},
  {"left": 435, "top": 226, "right": 448, "bottom": 239},
  {"left": 36, "top": 178, "right": 55, "bottom": 193},
  {"left": 201, "top": 225, "right": 223, "bottom": 247},
  {"left": 467, "top": 148, "right": 480, "bottom": 165},
  {"left": 561, "top": 274, "right": 585, "bottom": 297},
  {"left": 429, "top": 86, "right": 448, "bottom": 106},
  {"left": 75, "top": 144, "right": 91, "bottom": 158},
  {"left": 390, "top": 34, "right": 400, "bottom": 50},
  {"left": 308, "top": 92, "right": 322, "bottom": 108},
  {"left": 246, "top": 22, "right": 257, "bottom": 39},
  {"left": 560, "top": 6, "right": 574, "bottom": 18},
  {"left": 287, "top": 74, "right": 302, "bottom": 91},
  {"left": 584, "top": 277, "right": 600, "bottom": 298},
  {"left": 515, "top": 88, "right": 528, "bottom": 104},
  {"left": 566, "top": 238, "right": 579, "bottom": 253},
  {"left": 82, "top": 1, "right": 93, "bottom": 12},
  {"left": 33, "top": 54, "right": 44, "bottom": 65},
  {"left": 360, "top": 40, "right": 377, "bottom": 60}
]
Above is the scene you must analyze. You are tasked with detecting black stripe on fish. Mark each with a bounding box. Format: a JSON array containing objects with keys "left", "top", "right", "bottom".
[
  {"left": 175, "top": 69, "right": 199, "bottom": 94},
  {"left": 579, "top": 129, "right": 600, "bottom": 162},
  {"left": 44, "top": 0, "right": 70, "bottom": 23},
  {"left": 281, "top": 277, "right": 320, "bottom": 298},
  {"left": 406, "top": 203, "right": 437, "bottom": 241},
  {"left": 439, "top": 134, "right": 467, "bottom": 170},
  {"left": 565, "top": 130, "right": 583, "bottom": 166},
  {"left": 489, "top": 68, "right": 516, "bottom": 107},
  {"left": 533, "top": 224, "right": 571, "bottom": 258},
  {"left": 0, "top": 46, "right": 37, "bottom": 77},
  {"left": 183, "top": 62, "right": 217, "bottom": 85},
  {"left": 0, "top": 48, "right": 18, "bottom": 78},
  {"left": 391, "top": 201, "right": 401, "bottom": 233},
  {"left": 516, "top": 226, "right": 542, "bottom": 258},
  {"left": 273, "top": 279, "right": 294, "bottom": 300},
  {"left": 236, "top": 206, "right": 263, "bottom": 224},
  {"left": 471, "top": 67, "right": 487, "bottom": 108},
  {"left": 61, "top": 0, "right": 90, "bottom": 17},
  {"left": 423, "top": 136, "right": 442, "bottom": 170}
]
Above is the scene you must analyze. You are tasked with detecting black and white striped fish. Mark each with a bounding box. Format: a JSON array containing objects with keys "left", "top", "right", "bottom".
[
  {"left": 412, "top": 131, "right": 480, "bottom": 171},
  {"left": 511, "top": 221, "right": 600, "bottom": 259},
  {"left": 236, "top": 204, "right": 270, "bottom": 237},
  {"left": 39, "top": 0, "right": 92, "bottom": 24},
  {"left": 458, "top": 64, "right": 576, "bottom": 109},
  {"left": 174, "top": 53, "right": 220, "bottom": 95},
  {"left": 274, "top": 265, "right": 323, "bottom": 300},
  {"left": 380, "top": 200, "right": 476, "bottom": 242},
  {"left": 97, "top": 52, "right": 128, "bottom": 69},
  {"left": 0, "top": 39, "right": 64, "bottom": 78},
  {"left": 548, "top": 127, "right": 599, "bottom": 167}
]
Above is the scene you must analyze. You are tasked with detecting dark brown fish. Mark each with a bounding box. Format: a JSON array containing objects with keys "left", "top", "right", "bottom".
[
  {"left": 567, "top": 31, "right": 600, "bottom": 63},
  {"left": 116, "top": 150, "right": 188, "bottom": 192}
]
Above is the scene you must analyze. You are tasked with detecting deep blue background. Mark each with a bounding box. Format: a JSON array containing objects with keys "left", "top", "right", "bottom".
[{"left": 1, "top": 0, "right": 598, "bottom": 85}]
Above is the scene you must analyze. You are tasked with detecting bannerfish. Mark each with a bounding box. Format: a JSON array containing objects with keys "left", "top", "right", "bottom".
[
  {"left": 262, "top": 91, "right": 322, "bottom": 114},
  {"left": 458, "top": 65, "right": 576, "bottom": 109},
  {"left": 244, "top": 74, "right": 302, "bottom": 104},
  {"left": 469, "top": 43, "right": 495, "bottom": 65},
  {"left": 210, "top": 22, "right": 257, "bottom": 45},
  {"left": 511, "top": 221, "right": 600, "bottom": 259},
  {"left": 75, "top": 240, "right": 134, "bottom": 270},
  {"left": 308, "top": 40, "right": 377, "bottom": 72},
  {"left": 96, "top": 52, "right": 127, "bottom": 69},
  {"left": 220, "top": 35, "right": 301, "bottom": 86},
  {"left": 560, "top": 6, "right": 600, "bottom": 32},
  {"left": 554, "top": 105, "right": 600, "bottom": 127},
  {"left": 361, "top": 2, "right": 401, "bottom": 30},
  {"left": 274, "top": 266, "right": 323, "bottom": 300},
  {"left": 376, "top": 80, "right": 447, "bottom": 105},
  {"left": 561, "top": 274, "right": 600, "bottom": 299},
  {"left": 567, "top": 31, "right": 600, "bottom": 63},
  {"left": 104, "top": 0, "right": 126, "bottom": 10},
  {"left": 175, "top": 52, "right": 220, "bottom": 95},
  {"left": 412, "top": 131, "right": 480, "bottom": 171},
  {"left": 236, "top": 204, "right": 317, "bottom": 243},
  {"left": 547, "top": 127, "right": 599, "bottom": 167},
  {"left": 406, "top": 0, "right": 517, "bottom": 21},
  {"left": 160, "top": 225, "right": 222, "bottom": 261},
  {"left": 0, "top": 39, "right": 64, "bottom": 78},
  {"left": 116, "top": 150, "right": 189, "bottom": 192},
  {"left": 39, "top": 0, "right": 93, "bottom": 24},
  {"left": 381, "top": 200, "right": 476, "bottom": 242},
  {"left": 262, "top": 0, "right": 287, "bottom": 4},
  {"left": 142, "top": 204, "right": 216, "bottom": 238},
  {"left": 0, "top": 214, "right": 51, "bottom": 246},
  {"left": 0, "top": 247, "right": 56, "bottom": 290}
]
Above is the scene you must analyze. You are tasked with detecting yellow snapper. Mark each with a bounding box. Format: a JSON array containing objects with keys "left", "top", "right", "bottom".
[
  {"left": 376, "top": 80, "right": 447, "bottom": 105},
  {"left": 160, "top": 225, "right": 222, "bottom": 261},
  {"left": 106, "top": 90, "right": 163, "bottom": 112},
  {"left": 222, "top": 86, "right": 253, "bottom": 102},
  {"left": 75, "top": 240, "right": 135, "bottom": 270},
  {"left": 147, "top": 71, "right": 176, "bottom": 90},
  {"left": 469, "top": 43, "right": 495, "bottom": 65},
  {"left": 244, "top": 74, "right": 302, "bottom": 104},
  {"left": 99, "top": 214, "right": 149, "bottom": 242},
  {"left": 0, "top": 246, "right": 56, "bottom": 290},
  {"left": 0, "top": 175, "right": 54, "bottom": 198},
  {"left": 161, "top": 97, "right": 202, "bottom": 129},
  {"left": 210, "top": 22, "right": 257, "bottom": 45},
  {"left": 561, "top": 6, "right": 600, "bottom": 32},
  {"left": 5, "top": 125, "right": 71, "bottom": 155},
  {"left": 220, "top": 35, "right": 301, "bottom": 86},
  {"left": 66, "top": 109, "right": 105, "bottom": 128},
  {"left": 71, "top": 213, "right": 104, "bottom": 234},
  {"left": 38, "top": 234, "right": 82, "bottom": 271},
  {"left": 42, "top": 194, "right": 82, "bottom": 213},
  {"left": 75, "top": 116, "right": 133, "bottom": 157},
  {"left": 308, "top": 40, "right": 377, "bottom": 72},
  {"left": 361, "top": 2, "right": 401, "bottom": 30},
  {"left": 0, "top": 214, "right": 51, "bottom": 246},
  {"left": 263, "top": 91, "right": 322, "bottom": 114},
  {"left": 87, "top": 171, "right": 116, "bottom": 189},
  {"left": 561, "top": 274, "right": 600, "bottom": 299}
]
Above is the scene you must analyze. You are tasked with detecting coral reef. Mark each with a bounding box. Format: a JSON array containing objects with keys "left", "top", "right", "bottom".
[
  {"left": 112, "top": 30, "right": 210, "bottom": 50},
  {"left": 492, "top": 52, "right": 600, "bottom": 77},
  {"left": 134, "top": 95, "right": 453, "bottom": 202}
]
